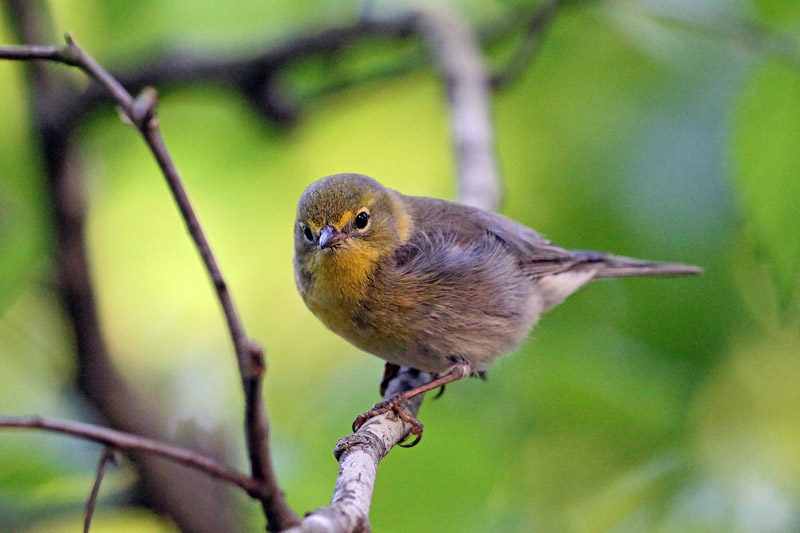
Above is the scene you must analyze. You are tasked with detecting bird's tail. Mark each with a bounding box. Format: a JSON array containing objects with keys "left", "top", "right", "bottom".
[{"left": 571, "top": 251, "right": 704, "bottom": 279}]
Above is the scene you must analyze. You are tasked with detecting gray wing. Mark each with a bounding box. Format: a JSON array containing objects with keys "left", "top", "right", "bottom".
[
  {"left": 400, "top": 195, "right": 583, "bottom": 279},
  {"left": 398, "top": 195, "right": 702, "bottom": 280}
]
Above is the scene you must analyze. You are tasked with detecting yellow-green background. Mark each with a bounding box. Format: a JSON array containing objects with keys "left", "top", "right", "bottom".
[{"left": 1, "top": 0, "right": 799, "bottom": 531}]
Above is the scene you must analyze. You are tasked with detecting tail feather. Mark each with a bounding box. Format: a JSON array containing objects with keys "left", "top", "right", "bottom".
[{"left": 571, "top": 251, "right": 704, "bottom": 279}]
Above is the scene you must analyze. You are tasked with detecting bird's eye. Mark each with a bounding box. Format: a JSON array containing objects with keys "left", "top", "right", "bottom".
[
  {"left": 355, "top": 210, "right": 370, "bottom": 230},
  {"left": 302, "top": 225, "right": 314, "bottom": 242}
]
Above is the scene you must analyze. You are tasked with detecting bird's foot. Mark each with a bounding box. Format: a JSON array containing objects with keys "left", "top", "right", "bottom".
[
  {"left": 354, "top": 361, "right": 474, "bottom": 448},
  {"left": 352, "top": 395, "right": 425, "bottom": 447}
]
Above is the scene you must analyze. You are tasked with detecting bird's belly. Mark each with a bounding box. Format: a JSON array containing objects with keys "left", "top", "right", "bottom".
[
  {"left": 349, "top": 292, "right": 543, "bottom": 374},
  {"left": 302, "top": 270, "right": 543, "bottom": 374}
]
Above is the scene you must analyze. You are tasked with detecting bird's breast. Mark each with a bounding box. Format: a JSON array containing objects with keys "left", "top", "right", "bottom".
[{"left": 298, "top": 248, "right": 385, "bottom": 340}]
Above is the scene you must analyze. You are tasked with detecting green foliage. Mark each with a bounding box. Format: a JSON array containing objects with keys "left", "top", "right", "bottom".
[
  {"left": 734, "top": 59, "right": 800, "bottom": 308},
  {"left": 1, "top": 0, "right": 799, "bottom": 531}
]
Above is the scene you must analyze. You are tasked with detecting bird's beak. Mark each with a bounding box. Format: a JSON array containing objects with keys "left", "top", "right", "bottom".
[{"left": 319, "top": 225, "right": 349, "bottom": 249}]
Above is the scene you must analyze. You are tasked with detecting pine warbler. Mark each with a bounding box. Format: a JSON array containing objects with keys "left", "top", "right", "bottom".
[{"left": 294, "top": 173, "right": 701, "bottom": 444}]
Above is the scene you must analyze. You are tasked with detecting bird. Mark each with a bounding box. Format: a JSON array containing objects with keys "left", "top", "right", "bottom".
[{"left": 293, "top": 173, "right": 702, "bottom": 445}]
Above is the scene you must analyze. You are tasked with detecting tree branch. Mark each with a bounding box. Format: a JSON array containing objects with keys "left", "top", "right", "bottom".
[
  {"left": 48, "top": 15, "right": 419, "bottom": 131},
  {"left": 0, "top": 415, "right": 272, "bottom": 498},
  {"left": 1, "top": 1, "right": 240, "bottom": 529},
  {"left": 0, "top": 34, "right": 298, "bottom": 531},
  {"left": 491, "top": 0, "right": 564, "bottom": 90}
]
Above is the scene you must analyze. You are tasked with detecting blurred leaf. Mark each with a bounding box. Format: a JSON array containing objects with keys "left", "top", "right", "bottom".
[
  {"left": 692, "top": 333, "right": 800, "bottom": 530},
  {"left": 733, "top": 59, "right": 800, "bottom": 308},
  {"left": 0, "top": 58, "right": 49, "bottom": 316},
  {"left": 567, "top": 453, "right": 685, "bottom": 531}
]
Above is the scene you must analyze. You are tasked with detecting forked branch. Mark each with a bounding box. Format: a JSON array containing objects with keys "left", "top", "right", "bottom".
[{"left": 0, "top": 35, "right": 298, "bottom": 531}]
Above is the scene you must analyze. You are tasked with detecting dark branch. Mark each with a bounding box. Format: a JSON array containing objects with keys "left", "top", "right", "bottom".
[
  {"left": 0, "top": 415, "right": 271, "bottom": 498},
  {"left": 59, "top": 16, "right": 418, "bottom": 130},
  {"left": 0, "top": 42, "right": 80, "bottom": 63},
  {"left": 0, "top": 35, "right": 298, "bottom": 531},
  {"left": 0, "top": 1, "right": 239, "bottom": 529}
]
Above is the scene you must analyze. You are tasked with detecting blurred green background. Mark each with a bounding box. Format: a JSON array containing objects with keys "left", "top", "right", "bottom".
[{"left": 1, "top": 0, "right": 799, "bottom": 531}]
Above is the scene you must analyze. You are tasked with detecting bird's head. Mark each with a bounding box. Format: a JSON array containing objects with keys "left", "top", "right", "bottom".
[{"left": 294, "top": 174, "right": 412, "bottom": 292}]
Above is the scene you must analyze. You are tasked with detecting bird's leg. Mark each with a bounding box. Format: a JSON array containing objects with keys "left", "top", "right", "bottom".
[
  {"left": 379, "top": 362, "right": 401, "bottom": 397},
  {"left": 352, "top": 361, "right": 473, "bottom": 447}
]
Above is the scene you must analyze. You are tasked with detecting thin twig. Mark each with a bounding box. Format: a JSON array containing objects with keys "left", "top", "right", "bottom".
[
  {"left": 0, "top": 415, "right": 272, "bottom": 498},
  {"left": 84, "top": 446, "right": 117, "bottom": 533},
  {"left": 0, "top": 35, "right": 299, "bottom": 531},
  {"left": 491, "top": 0, "right": 563, "bottom": 90}
]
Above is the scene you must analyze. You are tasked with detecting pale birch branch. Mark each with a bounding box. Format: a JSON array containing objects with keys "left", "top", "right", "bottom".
[
  {"left": 413, "top": 3, "right": 502, "bottom": 212},
  {"left": 285, "top": 370, "right": 432, "bottom": 533}
]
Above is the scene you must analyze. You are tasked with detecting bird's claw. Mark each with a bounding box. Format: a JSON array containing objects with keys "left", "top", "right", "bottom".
[
  {"left": 352, "top": 396, "right": 424, "bottom": 447},
  {"left": 433, "top": 383, "right": 446, "bottom": 399}
]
